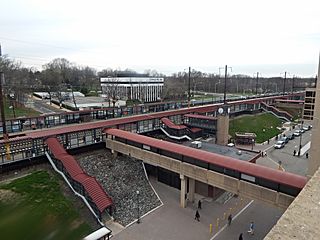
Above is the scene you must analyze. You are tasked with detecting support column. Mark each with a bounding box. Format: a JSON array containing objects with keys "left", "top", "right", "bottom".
[
  {"left": 180, "top": 174, "right": 187, "bottom": 208},
  {"left": 309, "top": 54, "right": 320, "bottom": 178},
  {"left": 216, "top": 114, "right": 230, "bottom": 145},
  {"left": 111, "top": 149, "right": 118, "bottom": 157},
  {"left": 189, "top": 178, "right": 195, "bottom": 203}
]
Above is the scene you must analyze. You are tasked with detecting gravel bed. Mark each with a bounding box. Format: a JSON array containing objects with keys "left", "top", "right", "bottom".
[{"left": 75, "top": 149, "right": 161, "bottom": 226}]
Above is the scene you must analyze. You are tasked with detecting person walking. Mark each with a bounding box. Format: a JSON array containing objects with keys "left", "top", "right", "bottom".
[
  {"left": 247, "top": 221, "right": 254, "bottom": 235},
  {"left": 195, "top": 210, "right": 200, "bottom": 221},
  {"left": 239, "top": 233, "right": 243, "bottom": 240},
  {"left": 198, "top": 200, "right": 202, "bottom": 209},
  {"left": 306, "top": 152, "right": 309, "bottom": 158},
  {"left": 293, "top": 150, "right": 296, "bottom": 156},
  {"left": 227, "top": 214, "right": 232, "bottom": 226}
]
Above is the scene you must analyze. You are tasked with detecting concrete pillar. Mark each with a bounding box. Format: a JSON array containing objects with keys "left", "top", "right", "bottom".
[
  {"left": 189, "top": 178, "right": 195, "bottom": 203},
  {"left": 308, "top": 54, "right": 320, "bottom": 178},
  {"left": 111, "top": 149, "right": 118, "bottom": 157},
  {"left": 180, "top": 174, "right": 187, "bottom": 208}
]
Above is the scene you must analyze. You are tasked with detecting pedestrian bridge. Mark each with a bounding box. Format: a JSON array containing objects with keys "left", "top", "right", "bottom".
[{"left": 105, "top": 128, "right": 306, "bottom": 210}]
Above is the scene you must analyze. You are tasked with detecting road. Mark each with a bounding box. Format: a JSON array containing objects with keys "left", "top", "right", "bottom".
[
  {"left": 266, "top": 128, "right": 312, "bottom": 176},
  {"left": 32, "top": 98, "right": 66, "bottom": 114}
]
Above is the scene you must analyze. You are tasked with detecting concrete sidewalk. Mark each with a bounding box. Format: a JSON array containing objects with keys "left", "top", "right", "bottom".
[
  {"left": 112, "top": 178, "right": 251, "bottom": 240},
  {"left": 111, "top": 177, "right": 282, "bottom": 240}
]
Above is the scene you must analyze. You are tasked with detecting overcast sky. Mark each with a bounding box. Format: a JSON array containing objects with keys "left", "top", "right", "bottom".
[{"left": 0, "top": 0, "right": 319, "bottom": 76}]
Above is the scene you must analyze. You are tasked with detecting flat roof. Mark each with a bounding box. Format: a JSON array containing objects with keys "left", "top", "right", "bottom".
[{"left": 182, "top": 141, "right": 256, "bottom": 162}]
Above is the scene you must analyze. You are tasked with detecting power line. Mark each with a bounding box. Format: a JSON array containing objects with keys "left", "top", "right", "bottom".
[{"left": 0, "top": 36, "right": 77, "bottom": 51}]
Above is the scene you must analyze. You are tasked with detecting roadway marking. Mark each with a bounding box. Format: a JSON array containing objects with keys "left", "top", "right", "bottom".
[
  {"left": 210, "top": 200, "right": 254, "bottom": 240},
  {"left": 265, "top": 156, "right": 286, "bottom": 171}
]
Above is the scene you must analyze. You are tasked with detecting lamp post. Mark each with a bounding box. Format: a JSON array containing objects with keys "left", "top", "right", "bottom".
[
  {"left": 9, "top": 105, "right": 16, "bottom": 118},
  {"left": 298, "top": 120, "right": 304, "bottom": 156},
  {"left": 219, "top": 65, "right": 232, "bottom": 104},
  {"left": 136, "top": 190, "right": 140, "bottom": 224},
  {"left": 255, "top": 72, "right": 259, "bottom": 95},
  {"left": 188, "top": 67, "right": 191, "bottom": 108}
]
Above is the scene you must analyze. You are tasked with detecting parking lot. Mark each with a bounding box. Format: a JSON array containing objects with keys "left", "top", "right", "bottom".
[{"left": 265, "top": 123, "right": 312, "bottom": 176}]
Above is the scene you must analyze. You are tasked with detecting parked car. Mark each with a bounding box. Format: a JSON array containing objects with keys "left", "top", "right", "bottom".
[
  {"left": 287, "top": 134, "right": 295, "bottom": 140},
  {"left": 274, "top": 140, "right": 285, "bottom": 149},
  {"left": 294, "top": 130, "right": 301, "bottom": 136},
  {"left": 303, "top": 126, "right": 310, "bottom": 131},
  {"left": 280, "top": 136, "right": 289, "bottom": 144}
]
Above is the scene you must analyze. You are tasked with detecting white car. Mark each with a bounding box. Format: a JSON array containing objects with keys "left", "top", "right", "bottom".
[
  {"left": 293, "top": 130, "right": 301, "bottom": 136},
  {"left": 274, "top": 140, "right": 285, "bottom": 149}
]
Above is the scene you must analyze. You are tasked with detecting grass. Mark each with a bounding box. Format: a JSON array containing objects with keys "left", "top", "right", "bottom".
[
  {"left": 229, "top": 113, "right": 283, "bottom": 143},
  {"left": 277, "top": 106, "right": 301, "bottom": 120},
  {"left": 4, "top": 100, "right": 40, "bottom": 119},
  {"left": 0, "top": 171, "right": 92, "bottom": 240}
]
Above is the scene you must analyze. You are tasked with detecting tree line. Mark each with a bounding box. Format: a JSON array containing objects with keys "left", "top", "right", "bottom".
[{"left": 0, "top": 56, "right": 316, "bottom": 103}]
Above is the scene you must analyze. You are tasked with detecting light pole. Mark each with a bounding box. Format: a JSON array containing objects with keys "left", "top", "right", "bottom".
[
  {"left": 215, "top": 81, "right": 220, "bottom": 93},
  {"left": 283, "top": 71, "right": 287, "bottom": 95},
  {"left": 136, "top": 190, "right": 140, "bottom": 224},
  {"left": 188, "top": 67, "right": 191, "bottom": 108},
  {"left": 298, "top": 119, "right": 304, "bottom": 156},
  {"left": 255, "top": 72, "right": 259, "bottom": 95},
  {"left": 219, "top": 65, "right": 232, "bottom": 104},
  {"left": 251, "top": 138, "right": 255, "bottom": 150},
  {"left": 9, "top": 105, "right": 16, "bottom": 118}
]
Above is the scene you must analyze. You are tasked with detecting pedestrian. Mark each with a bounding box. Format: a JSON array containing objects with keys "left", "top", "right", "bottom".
[
  {"left": 195, "top": 210, "right": 200, "bottom": 221},
  {"left": 293, "top": 150, "right": 296, "bottom": 156},
  {"left": 275, "top": 135, "right": 278, "bottom": 140},
  {"left": 247, "top": 221, "right": 254, "bottom": 235},
  {"left": 228, "top": 214, "right": 232, "bottom": 226},
  {"left": 306, "top": 152, "right": 309, "bottom": 159},
  {"left": 267, "top": 139, "right": 270, "bottom": 144},
  {"left": 239, "top": 233, "right": 243, "bottom": 240},
  {"left": 198, "top": 199, "right": 202, "bottom": 209}
]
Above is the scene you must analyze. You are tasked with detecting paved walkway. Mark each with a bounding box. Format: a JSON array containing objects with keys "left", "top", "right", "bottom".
[
  {"left": 112, "top": 178, "right": 250, "bottom": 240},
  {"left": 111, "top": 177, "right": 282, "bottom": 240}
]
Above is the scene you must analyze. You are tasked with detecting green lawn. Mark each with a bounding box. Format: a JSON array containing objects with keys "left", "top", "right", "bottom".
[
  {"left": 4, "top": 100, "right": 40, "bottom": 119},
  {"left": 229, "top": 113, "right": 283, "bottom": 143},
  {"left": 0, "top": 171, "right": 92, "bottom": 240}
]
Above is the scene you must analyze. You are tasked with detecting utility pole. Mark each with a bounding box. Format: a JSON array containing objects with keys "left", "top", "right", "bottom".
[
  {"left": 283, "top": 71, "right": 287, "bottom": 95},
  {"left": 188, "top": 66, "right": 191, "bottom": 108},
  {"left": 0, "top": 44, "right": 11, "bottom": 160},
  {"left": 220, "top": 65, "right": 232, "bottom": 104},
  {"left": 291, "top": 75, "right": 295, "bottom": 95},
  {"left": 0, "top": 44, "right": 7, "bottom": 136},
  {"left": 255, "top": 72, "right": 259, "bottom": 95},
  {"left": 224, "top": 65, "right": 227, "bottom": 104},
  {"left": 70, "top": 84, "right": 78, "bottom": 110}
]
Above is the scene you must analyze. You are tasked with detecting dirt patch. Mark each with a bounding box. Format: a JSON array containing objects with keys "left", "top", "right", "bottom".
[{"left": 0, "top": 189, "right": 19, "bottom": 202}]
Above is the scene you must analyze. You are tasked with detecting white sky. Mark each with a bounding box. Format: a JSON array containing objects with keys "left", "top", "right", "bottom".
[{"left": 0, "top": 0, "right": 319, "bottom": 76}]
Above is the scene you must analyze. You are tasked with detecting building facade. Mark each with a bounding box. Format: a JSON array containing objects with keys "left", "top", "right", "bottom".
[
  {"left": 100, "top": 77, "right": 164, "bottom": 103},
  {"left": 303, "top": 88, "right": 316, "bottom": 120}
]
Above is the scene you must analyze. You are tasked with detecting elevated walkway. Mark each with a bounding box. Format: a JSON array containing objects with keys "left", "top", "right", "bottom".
[
  {"left": 160, "top": 127, "right": 192, "bottom": 140},
  {"left": 261, "top": 102, "right": 293, "bottom": 122},
  {"left": 46, "top": 137, "right": 113, "bottom": 223},
  {"left": 105, "top": 129, "right": 307, "bottom": 210}
]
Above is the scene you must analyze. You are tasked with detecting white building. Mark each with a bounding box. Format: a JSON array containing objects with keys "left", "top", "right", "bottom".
[{"left": 100, "top": 77, "right": 164, "bottom": 103}]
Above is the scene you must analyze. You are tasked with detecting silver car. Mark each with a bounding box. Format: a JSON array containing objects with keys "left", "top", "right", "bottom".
[{"left": 274, "top": 140, "right": 285, "bottom": 149}]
